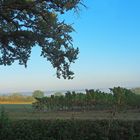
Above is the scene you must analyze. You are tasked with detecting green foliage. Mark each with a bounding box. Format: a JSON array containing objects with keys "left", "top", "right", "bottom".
[
  {"left": 32, "top": 87, "right": 140, "bottom": 112},
  {"left": 0, "top": 106, "right": 9, "bottom": 123},
  {"left": 0, "top": 119, "right": 140, "bottom": 140},
  {"left": 110, "top": 87, "right": 140, "bottom": 110},
  {"left": 32, "top": 90, "right": 44, "bottom": 99},
  {"left": 0, "top": 106, "right": 12, "bottom": 140},
  {"left": 33, "top": 90, "right": 113, "bottom": 111},
  {"left": 0, "top": 0, "right": 82, "bottom": 79}
]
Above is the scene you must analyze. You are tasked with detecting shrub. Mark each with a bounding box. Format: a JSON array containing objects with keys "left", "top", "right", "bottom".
[{"left": 0, "top": 119, "right": 140, "bottom": 140}]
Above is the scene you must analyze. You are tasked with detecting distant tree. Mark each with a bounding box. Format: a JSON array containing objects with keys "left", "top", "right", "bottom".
[
  {"left": 131, "top": 88, "right": 140, "bottom": 94},
  {"left": 10, "top": 92, "right": 22, "bottom": 101},
  {"left": 32, "top": 90, "right": 44, "bottom": 99},
  {"left": 109, "top": 87, "right": 134, "bottom": 112},
  {"left": 0, "top": 0, "right": 84, "bottom": 79},
  {"left": 54, "top": 92, "right": 63, "bottom": 97},
  {"left": 11, "top": 92, "right": 22, "bottom": 97}
]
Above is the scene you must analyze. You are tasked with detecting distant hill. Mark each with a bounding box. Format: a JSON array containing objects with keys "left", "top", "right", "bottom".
[{"left": 131, "top": 87, "right": 140, "bottom": 94}]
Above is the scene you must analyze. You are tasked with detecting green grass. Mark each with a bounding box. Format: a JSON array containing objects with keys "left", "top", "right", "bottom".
[
  {"left": 0, "top": 104, "right": 140, "bottom": 120},
  {"left": 0, "top": 104, "right": 32, "bottom": 112}
]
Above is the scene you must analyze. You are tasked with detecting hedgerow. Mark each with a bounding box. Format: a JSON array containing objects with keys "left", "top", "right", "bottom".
[{"left": 0, "top": 119, "right": 140, "bottom": 140}]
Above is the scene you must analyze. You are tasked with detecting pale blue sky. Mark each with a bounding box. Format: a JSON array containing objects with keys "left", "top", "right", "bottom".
[{"left": 0, "top": 0, "right": 140, "bottom": 93}]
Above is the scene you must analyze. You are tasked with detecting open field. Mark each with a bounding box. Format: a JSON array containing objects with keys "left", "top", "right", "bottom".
[
  {"left": 0, "top": 101, "right": 33, "bottom": 104},
  {"left": 0, "top": 104, "right": 140, "bottom": 120}
]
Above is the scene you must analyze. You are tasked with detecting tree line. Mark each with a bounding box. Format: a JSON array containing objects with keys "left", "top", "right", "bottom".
[{"left": 32, "top": 87, "right": 140, "bottom": 112}]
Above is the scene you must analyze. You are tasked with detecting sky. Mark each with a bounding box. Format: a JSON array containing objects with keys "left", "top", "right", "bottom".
[{"left": 0, "top": 0, "right": 140, "bottom": 93}]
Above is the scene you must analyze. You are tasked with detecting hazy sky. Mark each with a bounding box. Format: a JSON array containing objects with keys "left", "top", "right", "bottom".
[{"left": 0, "top": 0, "right": 140, "bottom": 93}]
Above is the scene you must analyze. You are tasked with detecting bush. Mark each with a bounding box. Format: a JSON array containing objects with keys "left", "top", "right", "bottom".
[
  {"left": 0, "top": 106, "right": 12, "bottom": 140},
  {"left": 0, "top": 119, "right": 140, "bottom": 140}
]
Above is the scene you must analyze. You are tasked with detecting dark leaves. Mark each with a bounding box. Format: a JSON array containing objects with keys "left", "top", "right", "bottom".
[{"left": 0, "top": 0, "right": 81, "bottom": 79}]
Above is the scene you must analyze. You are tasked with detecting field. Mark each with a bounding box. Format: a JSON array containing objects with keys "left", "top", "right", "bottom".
[
  {"left": 0, "top": 87, "right": 140, "bottom": 121},
  {"left": 1, "top": 103, "right": 140, "bottom": 140},
  {"left": 0, "top": 104, "right": 140, "bottom": 120}
]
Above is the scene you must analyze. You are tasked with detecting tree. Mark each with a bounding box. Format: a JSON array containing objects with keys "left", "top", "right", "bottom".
[
  {"left": 32, "top": 90, "right": 44, "bottom": 98},
  {"left": 110, "top": 87, "right": 130, "bottom": 113},
  {"left": 131, "top": 88, "right": 140, "bottom": 94},
  {"left": 0, "top": 0, "right": 83, "bottom": 79},
  {"left": 54, "top": 92, "right": 63, "bottom": 97}
]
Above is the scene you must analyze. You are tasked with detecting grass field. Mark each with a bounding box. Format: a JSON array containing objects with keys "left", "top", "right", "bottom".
[{"left": 0, "top": 104, "right": 140, "bottom": 120}]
